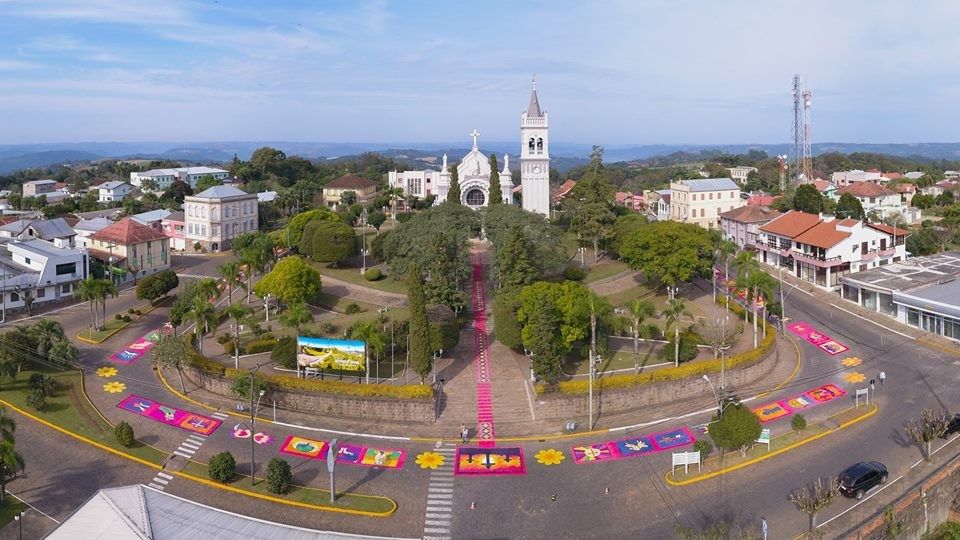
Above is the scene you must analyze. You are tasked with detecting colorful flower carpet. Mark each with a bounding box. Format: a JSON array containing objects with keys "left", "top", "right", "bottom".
[
  {"left": 277, "top": 435, "right": 406, "bottom": 469},
  {"left": 571, "top": 427, "right": 696, "bottom": 465},
  {"left": 454, "top": 447, "right": 525, "bottom": 475},
  {"left": 117, "top": 394, "right": 222, "bottom": 436},
  {"left": 787, "top": 321, "right": 849, "bottom": 355},
  {"left": 752, "top": 383, "right": 847, "bottom": 423}
]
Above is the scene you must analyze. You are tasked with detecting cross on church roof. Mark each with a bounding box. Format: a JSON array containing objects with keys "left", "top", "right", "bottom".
[{"left": 470, "top": 129, "right": 480, "bottom": 149}]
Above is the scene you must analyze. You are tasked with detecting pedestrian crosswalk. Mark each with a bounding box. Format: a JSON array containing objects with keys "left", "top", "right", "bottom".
[
  {"left": 147, "top": 471, "right": 173, "bottom": 491},
  {"left": 422, "top": 443, "right": 456, "bottom": 540}
]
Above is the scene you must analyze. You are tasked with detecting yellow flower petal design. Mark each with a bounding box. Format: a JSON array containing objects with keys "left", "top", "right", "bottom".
[
  {"left": 97, "top": 366, "right": 118, "bottom": 378},
  {"left": 534, "top": 448, "right": 566, "bottom": 466},
  {"left": 103, "top": 381, "right": 127, "bottom": 393},
  {"left": 842, "top": 371, "right": 866, "bottom": 384},
  {"left": 415, "top": 451, "right": 445, "bottom": 470},
  {"left": 840, "top": 357, "right": 862, "bottom": 367}
]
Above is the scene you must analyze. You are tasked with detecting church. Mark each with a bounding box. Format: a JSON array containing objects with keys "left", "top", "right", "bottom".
[{"left": 386, "top": 79, "right": 551, "bottom": 215}]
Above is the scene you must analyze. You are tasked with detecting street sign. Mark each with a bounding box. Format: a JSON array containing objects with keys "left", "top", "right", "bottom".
[
  {"left": 756, "top": 428, "right": 771, "bottom": 451},
  {"left": 671, "top": 451, "right": 701, "bottom": 474}
]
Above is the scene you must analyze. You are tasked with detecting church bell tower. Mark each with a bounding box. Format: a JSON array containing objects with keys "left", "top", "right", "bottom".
[{"left": 520, "top": 77, "right": 550, "bottom": 216}]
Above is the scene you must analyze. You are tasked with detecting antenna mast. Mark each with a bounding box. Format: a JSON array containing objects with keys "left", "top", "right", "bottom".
[
  {"left": 792, "top": 75, "right": 803, "bottom": 183},
  {"left": 802, "top": 86, "right": 813, "bottom": 182}
]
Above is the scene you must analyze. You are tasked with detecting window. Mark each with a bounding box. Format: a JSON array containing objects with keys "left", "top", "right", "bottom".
[
  {"left": 10, "top": 292, "right": 18, "bottom": 302},
  {"left": 61, "top": 284, "right": 71, "bottom": 294},
  {"left": 24, "top": 257, "right": 30, "bottom": 265},
  {"left": 709, "top": 193, "right": 713, "bottom": 200},
  {"left": 37, "top": 288, "right": 45, "bottom": 298},
  {"left": 55, "top": 263, "right": 76, "bottom": 276}
]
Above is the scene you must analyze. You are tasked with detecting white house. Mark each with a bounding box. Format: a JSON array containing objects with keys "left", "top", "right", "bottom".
[
  {"left": 755, "top": 210, "right": 908, "bottom": 290},
  {"left": 0, "top": 239, "right": 88, "bottom": 308},
  {"left": 727, "top": 166, "right": 758, "bottom": 185},
  {"left": 73, "top": 217, "right": 114, "bottom": 249},
  {"left": 98, "top": 181, "right": 132, "bottom": 202},
  {"left": 831, "top": 170, "right": 884, "bottom": 187},
  {"left": 388, "top": 170, "right": 441, "bottom": 200},
  {"left": 130, "top": 166, "right": 229, "bottom": 191},
  {"left": 184, "top": 185, "right": 259, "bottom": 252},
  {"left": 835, "top": 182, "right": 921, "bottom": 224}
]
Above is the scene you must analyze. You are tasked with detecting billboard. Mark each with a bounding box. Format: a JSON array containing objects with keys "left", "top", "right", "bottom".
[{"left": 297, "top": 336, "right": 366, "bottom": 371}]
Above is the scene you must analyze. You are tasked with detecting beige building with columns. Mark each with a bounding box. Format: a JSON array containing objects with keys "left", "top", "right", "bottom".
[{"left": 183, "top": 185, "right": 259, "bottom": 253}]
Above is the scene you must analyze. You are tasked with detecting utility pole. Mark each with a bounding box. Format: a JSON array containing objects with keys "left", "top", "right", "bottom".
[{"left": 588, "top": 301, "right": 598, "bottom": 430}]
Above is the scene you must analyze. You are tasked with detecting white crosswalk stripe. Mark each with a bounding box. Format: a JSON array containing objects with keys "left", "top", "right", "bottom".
[
  {"left": 156, "top": 472, "right": 173, "bottom": 480},
  {"left": 180, "top": 441, "right": 201, "bottom": 450},
  {"left": 173, "top": 451, "right": 193, "bottom": 459},
  {"left": 152, "top": 477, "right": 169, "bottom": 485},
  {"left": 148, "top": 482, "right": 165, "bottom": 491},
  {"left": 422, "top": 445, "right": 456, "bottom": 540}
]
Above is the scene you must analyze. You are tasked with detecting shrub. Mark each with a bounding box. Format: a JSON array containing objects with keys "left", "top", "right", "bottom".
[
  {"left": 266, "top": 457, "right": 293, "bottom": 494},
  {"left": 231, "top": 373, "right": 272, "bottom": 401},
  {"left": 245, "top": 339, "right": 278, "bottom": 355},
  {"left": 216, "top": 334, "right": 232, "bottom": 345},
  {"left": 427, "top": 304, "right": 460, "bottom": 351},
  {"left": 115, "top": 313, "right": 123, "bottom": 320},
  {"left": 545, "top": 326, "right": 777, "bottom": 396},
  {"left": 134, "top": 309, "right": 142, "bottom": 316},
  {"left": 224, "top": 367, "right": 433, "bottom": 400},
  {"left": 692, "top": 439, "right": 713, "bottom": 459},
  {"left": 222, "top": 340, "right": 237, "bottom": 356},
  {"left": 26, "top": 388, "right": 46, "bottom": 410},
  {"left": 122, "top": 315, "right": 132, "bottom": 323},
  {"left": 792, "top": 413, "right": 807, "bottom": 433},
  {"left": 271, "top": 336, "right": 297, "bottom": 369},
  {"left": 318, "top": 322, "right": 337, "bottom": 335},
  {"left": 208, "top": 452, "right": 236, "bottom": 483},
  {"left": 396, "top": 212, "right": 414, "bottom": 223},
  {"left": 345, "top": 303, "right": 362, "bottom": 314},
  {"left": 127, "top": 308, "right": 135, "bottom": 314},
  {"left": 114, "top": 421, "right": 134, "bottom": 447},
  {"left": 493, "top": 292, "right": 522, "bottom": 350},
  {"left": 363, "top": 268, "right": 382, "bottom": 281},
  {"left": 563, "top": 265, "right": 587, "bottom": 281},
  {"left": 663, "top": 331, "right": 699, "bottom": 363},
  {"left": 29, "top": 373, "right": 57, "bottom": 397}
]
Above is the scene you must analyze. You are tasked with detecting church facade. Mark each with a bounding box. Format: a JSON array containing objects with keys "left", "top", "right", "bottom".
[{"left": 386, "top": 80, "right": 551, "bottom": 215}]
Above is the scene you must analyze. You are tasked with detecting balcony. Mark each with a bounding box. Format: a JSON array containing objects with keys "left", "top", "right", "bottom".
[
  {"left": 792, "top": 250, "right": 843, "bottom": 268},
  {"left": 860, "top": 250, "right": 878, "bottom": 261},
  {"left": 878, "top": 247, "right": 897, "bottom": 257},
  {"left": 755, "top": 239, "right": 793, "bottom": 256}
]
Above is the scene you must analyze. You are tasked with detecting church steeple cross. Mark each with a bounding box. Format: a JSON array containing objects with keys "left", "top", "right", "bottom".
[{"left": 470, "top": 129, "right": 480, "bottom": 149}]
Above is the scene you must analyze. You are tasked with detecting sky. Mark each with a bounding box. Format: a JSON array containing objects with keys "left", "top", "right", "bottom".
[{"left": 1, "top": 0, "right": 960, "bottom": 145}]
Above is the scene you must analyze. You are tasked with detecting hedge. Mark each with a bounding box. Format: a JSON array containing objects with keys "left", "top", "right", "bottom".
[
  {"left": 245, "top": 338, "right": 278, "bottom": 354},
  {"left": 542, "top": 324, "right": 776, "bottom": 396},
  {"left": 222, "top": 367, "right": 434, "bottom": 400}
]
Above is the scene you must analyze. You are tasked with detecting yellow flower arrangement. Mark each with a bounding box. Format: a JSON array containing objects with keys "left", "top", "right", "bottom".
[
  {"left": 103, "top": 381, "right": 127, "bottom": 393},
  {"left": 534, "top": 448, "right": 565, "bottom": 466},
  {"left": 97, "top": 366, "right": 118, "bottom": 378},
  {"left": 842, "top": 372, "right": 866, "bottom": 384},
  {"left": 415, "top": 451, "right": 445, "bottom": 469},
  {"left": 840, "top": 357, "right": 862, "bottom": 367}
]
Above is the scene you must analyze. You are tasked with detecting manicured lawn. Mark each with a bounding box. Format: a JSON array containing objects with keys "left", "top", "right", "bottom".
[
  {"left": 314, "top": 292, "right": 379, "bottom": 314},
  {"left": 0, "top": 368, "right": 168, "bottom": 465},
  {"left": 563, "top": 348, "right": 667, "bottom": 376},
  {"left": 180, "top": 460, "right": 396, "bottom": 514},
  {"left": 0, "top": 497, "right": 27, "bottom": 530},
  {"left": 582, "top": 259, "right": 631, "bottom": 283},
  {"left": 311, "top": 262, "right": 408, "bottom": 295},
  {"left": 77, "top": 316, "right": 133, "bottom": 344}
]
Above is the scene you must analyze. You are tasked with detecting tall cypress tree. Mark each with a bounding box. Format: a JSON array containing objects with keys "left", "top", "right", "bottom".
[
  {"left": 406, "top": 265, "right": 433, "bottom": 383},
  {"left": 498, "top": 227, "right": 537, "bottom": 291},
  {"left": 488, "top": 154, "right": 502, "bottom": 205},
  {"left": 447, "top": 161, "right": 461, "bottom": 204}
]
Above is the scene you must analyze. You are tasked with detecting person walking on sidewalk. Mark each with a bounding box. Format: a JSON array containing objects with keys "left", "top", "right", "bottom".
[
  {"left": 460, "top": 423, "right": 468, "bottom": 444},
  {"left": 879, "top": 370, "right": 886, "bottom": 386}
]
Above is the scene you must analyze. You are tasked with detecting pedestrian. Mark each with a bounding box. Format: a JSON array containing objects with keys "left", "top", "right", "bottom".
[
  {"left": 460, "top": 423, "right": 468, "bottom": 444},
  {"left": 870, "top": 379, "right": 876, "bottom": 391},
  {"left": 760, "top": 516, "right": 768, "bottom": 540},
  {"left": 879, "top": 370, "right": 886, "bottom": 386}
]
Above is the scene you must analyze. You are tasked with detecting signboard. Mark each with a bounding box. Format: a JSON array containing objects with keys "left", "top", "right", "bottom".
[
  {"left": 296, "top": 337, "right": 365, "bottom": 371},
  {"left": 671, "top": 451, "right": 701, "bottom": 474}
]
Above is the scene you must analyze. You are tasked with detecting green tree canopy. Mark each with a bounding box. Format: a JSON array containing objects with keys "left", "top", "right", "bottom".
[
  {"left": 382, "top": 203, "right": 479, "bottom": 280},
  {"left": 311, "top": 221, "right": 357, "bottom": 265},
  {"left": 447, "top": 160, "right": 461, "bottom": 204},
  {"left": 488, "top": 154, "right": 502, "bottom": 205},
  {"left": 620, "top": 221, "right": 714, "bottom": 289},
  {"left": 609, "top": 213, "right": 648, "bottom": 257},
  {"left": 521, "top": 293, "right": 564, "bottom": 382},
  {"left": 406, "top": 266, "right": 432, "bottom": 382},
  {"left": 709, "top": 402, "right": 762, "bottom": 457},
  {"left": 793, "top": 184, "right": 823, "bottom": 214},
  {"left": 287, "top": 209, "right": 341, "bottom": 247},
  {"left": 367, "top": 210, "right": 386, "bottom": 232},
  {"left": 566, "top": 153, "right": 616, "bottom": 262},
  {"left": 482, "top": 204, "right": 566, "bottom": 281},
  {"left": 253, "top": 256, "right": 322, "bottom": 305},
  {"left": 135, "top": 269, "right": 179, "bottom": 302},
  {"left": 496, "top": 226, "right": 538, "bottom": 291},
  {"left": 517, "top": 281, "right": 597, "bottom": 353},
  {"left": 836, "top": 192, "right": 865, "bottom": 220},
  {"left": 194, "top": 174, "right": 223, "bottom": 193}
]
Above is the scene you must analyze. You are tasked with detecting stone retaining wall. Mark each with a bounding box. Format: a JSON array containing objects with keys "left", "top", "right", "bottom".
[
  {"left": 532, "top": 338, "right": 780, "bottom": 422},
  {"left": 179, "top": 365, "right": 436, "bottom": 423}
]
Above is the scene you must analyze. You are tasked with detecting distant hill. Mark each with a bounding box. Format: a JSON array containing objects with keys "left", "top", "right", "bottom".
[{"left": 4, "top": 141, "right": 960, "bottom": 175}]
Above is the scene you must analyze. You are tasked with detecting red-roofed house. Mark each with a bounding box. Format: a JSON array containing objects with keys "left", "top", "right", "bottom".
[
  {"left": 613, "top": 191, "right": 643, "bottom": 212},
  {"left": 836, "top": 182, "right": 920, "bottom": 223},
  {"left": 552, "top": 179, "right": 576, "bottom": 204},
  {"left": 322, "top": 175, "right": 378, "bottom": 208},
  {"left": 756, "top": 211, "right": 908, "bottom": 290},
  {"left": 747, "top": 194, "right": 777, "bottom": 206},
  {"left": 88, "top": 217, "right": 170, "bottom": 283},
  {"left": 720, "top": 205, "right": 781, "bottom": 249}
]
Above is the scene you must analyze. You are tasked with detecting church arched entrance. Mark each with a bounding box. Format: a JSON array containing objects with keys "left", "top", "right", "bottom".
[{"left": 465, "top": 188, "right": 486, "bottom": 207}]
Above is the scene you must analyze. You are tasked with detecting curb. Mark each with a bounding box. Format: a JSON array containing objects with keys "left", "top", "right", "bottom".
[
  {"left": 664, "top": 403, "right": 879, "bottom": 486},
  {"left": 9, "top": 376, "right": 397, "bottom": 517},
  {"left": 75, "top": 299, "right": 167, "bottom": 344}
]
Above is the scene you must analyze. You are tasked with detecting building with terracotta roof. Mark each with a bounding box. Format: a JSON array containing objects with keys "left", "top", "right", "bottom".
[
  {"left": 746, "top": 194, "right": 778, "bottom": 206},
  {"left": 322, "top": 174, "right": 378, "bottom": 209},
  {"left": 756, "top": 210, "right": 908, "bottom": 290},
  {"left": 643, "top": 189, "right": 671, "bottom": 221},
  {"left": 719, "top": 205, "right": 781, "bottom": 249},
  {"left": 88, "top": 217, "right": 170, "bottom": 283},
  {"left": 810, "top": 179, "right": 837, "bottom": 198},
  {"left": 669, "top": 178, "right": 744, "bottom": 230},
  {"left": 552, "top": 179, "right": 577, "bottom": 204},
  {"left": 835, "top": 182, "right": 921, "bottom": 224},
  {"left": 184, "top": 185, "right": 259, "bottom": 253},
  {"left": 613, "top": 191, "right": 643, "bottom": 212}
]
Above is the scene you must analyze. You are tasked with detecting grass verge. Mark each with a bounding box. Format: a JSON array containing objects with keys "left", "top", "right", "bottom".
[
  {"left": 666, "top": 403, "right": 878, "bottom": 485},
  {"left": 0, "top": 497, "right": 27, "bottom": 529},
  {"left": 312, "top": 262, "right": 407, "bottom": 295},
  {"left": 75, "top": 298, "right": 170, "bottom": 344},
  {"left": 180, "top": 459, "right": 396, "bottom": 515}
]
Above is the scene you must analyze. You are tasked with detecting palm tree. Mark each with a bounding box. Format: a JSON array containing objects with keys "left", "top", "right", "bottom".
[
  {"left": 224, "top": 303, "right": 254, "bottom": 369},
  {"left": 280, "top": 301, "right": 313, "bottom": 335},
  {"left": 75, "top": 278, "right": 100, "bottom": 332},
  {"left": 347, "top": 321, "right": 388, "bottom": 382},
  {"left": 0, "top": 407, "right": 16, "bottom": 443},
  {"left": 733, "top": 253, "right": 760, "bottom": 326},
  {"left": 99, "top": 279, "right": 118, "bottom": 331},
  {"left": 662, "top": 297, "right": 690, "bottom": 367},
  {"left": 751, "top": 271, "right": 776, "bottom": 347},
  {"left": 218, "top": 261, "right": 244, "bottom": 304},
  {"left": 715, "top": 240, "right": 737, "bottom": 309},
  {"left": 0, "top": 440, "right": 24, "bottom": 503},
  {"left": 32, "top": 319, "right": 65, "bottom": 357},
  {"left": 190, "top": 298, "right": 218, "bottom": 355},
  {"left": 195, "top": 277, "right": 220, "bottom": 303},
  {"left": 626, "top": 299, "right": 656, "bottom": 374}
]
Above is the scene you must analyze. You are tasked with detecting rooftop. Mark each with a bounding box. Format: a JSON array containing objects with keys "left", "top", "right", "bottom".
[
  {"left": 676, "top": 178, "right": 739, "bottom": 192},
  {"left": 130, "top": 209, "right": 172, "bottom": 225},
  {"left": 324, "top": 174, "right": 377, "bottom": 190},
  {"left": 13, "top": 238, "right": 83, "bottom": 257},
  {"left": 192, "top": 185, "right": 249, "bottom": 199},
  {"left": 811, "top": 179, "right": 835, "bottom": 192},
  {"left": 747, "top": 194, "right": 778, "bottom": 206},
  {"left": 841, "top": 251, "right": 960, "bottom": 293},
  {"left": 759, "top": 210, "right": 822, "bottom": 238},
  {"left": 29, "top": 217, "right": 76, "bottom": 239},
  {"left": 720, "top": 205, "right": 781, "bottom": 223},
  {"left": 25, "top": 179, "right": 56, "bottom": 185},
  {"left": 99, "top": 180, "right": 128, "bottom": 190},
  {"left": 793, "top": 220, "right": 851, "bottom": 249},
  {"left": 258, "top": 191, "right": 278, "bottom": 203},
  {"left": 90, "top": 217, "right": 169, "bottom": 245},
  {"left": 73, "top": 217, "right": 114, "bottom": 233},
  {"left": 837, "top": 183, "right": 896, "bottom": 198}
]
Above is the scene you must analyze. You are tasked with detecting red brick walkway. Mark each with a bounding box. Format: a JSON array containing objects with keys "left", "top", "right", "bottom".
[{"left": 470, "top": 250, "right": 496, "bottom": 448}]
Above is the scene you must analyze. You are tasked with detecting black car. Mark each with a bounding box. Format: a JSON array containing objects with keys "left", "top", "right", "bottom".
[
  {"left": 942, "top": 413, "right": 960, "bottom": 438},
  {"left": 838, "top": 461, "right": 888, "bottom": 500}
]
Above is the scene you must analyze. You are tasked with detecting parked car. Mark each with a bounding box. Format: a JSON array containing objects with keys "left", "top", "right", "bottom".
[
  {"left": 941, "top": 413, "right": 960, "bottom": 438},
  {"left": 838, "top": 461, "right": 888, "bottom": 500}
]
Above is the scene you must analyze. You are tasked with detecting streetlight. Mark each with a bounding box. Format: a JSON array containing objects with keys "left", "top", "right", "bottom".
[
  {"left": 360, "top": 208, "right": 368, "bottom": 275},
  {"left": 702, "top": 374, "right": 721, "bottom": 416},
  {"left": 14, "top": 510, "right": 24, "bottom": 540},
  {"left": 249, "top": 361, "right": 271, "bottom": 485},
  {"left": 588, "top": 349, "right": 601, "bottom": 430},
  {"left": 264, "top": 293, "right": 271, "bottom": 323}
]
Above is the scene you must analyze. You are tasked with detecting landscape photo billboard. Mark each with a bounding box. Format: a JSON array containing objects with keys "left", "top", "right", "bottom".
[{"left": 296, "top": 336, "right": 366, "bottom": 371}]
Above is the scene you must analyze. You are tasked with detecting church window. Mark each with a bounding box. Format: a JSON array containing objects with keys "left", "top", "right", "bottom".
[
  {"left": 465, "top": 188, "right": 486, "bottom": 206},
  {"left": 528, "top": 138, "right": 535, "bottom": 154},
  {"left": 537, "top": 138, "right": 543, "bottom": 154}
]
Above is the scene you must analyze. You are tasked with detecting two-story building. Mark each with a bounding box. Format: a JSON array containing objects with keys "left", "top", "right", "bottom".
[
  {"left": 669, "top": 178, "right": 744, "bottom": 229},
  {"left": 130, "top": 166, "right": 229, "bottom": 191},
  {"left": 727, "top": 166, "right": 758, "bottom": 185},
  {"left": 161, "top": 211, "right": 186, "bottom": 251},
  {"left": 0, "top": 218, "right": 77, "bottom": 248},
  {"left": 1, "top": 238, "right": 88, "bottom": 305},
  {"left": 387, "top": 170, "right": 439, "bottom": 202},
  {"left": 183, "top": 185, "right": 259, "bottom": 252},
  {"left": 322, "top": 174, "right": 378, "bottom": 209},
  {"left": 835, "top": 182, "right": 921, "bottom": 223},
  {"left": 22, "top": 179, "right": 58, "bottom": 197},
  {"left": 88, "top": 218, "right": 170, "bottom": 283},
  {"left": 98, "top": 181, "right": 133, "bottom": 202},
  {"left": 755, "top": 210, "right": 908, "bottom": 290},
  {"left": 73, "top": 217, "right": 113, "bottom": 249},
  {"left": 831, "top": 170, "right": 884, "bottom": 187},
  {"left": 719, "top": 205, "right": 781, "bottom": 250}
]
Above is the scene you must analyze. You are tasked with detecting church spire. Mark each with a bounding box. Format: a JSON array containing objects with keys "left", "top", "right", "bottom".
[{"left": 526, "top": 74, "right": 542, "bottom": 118}]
